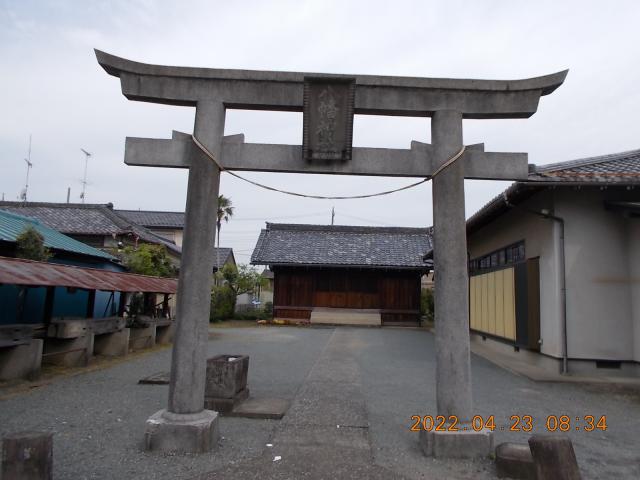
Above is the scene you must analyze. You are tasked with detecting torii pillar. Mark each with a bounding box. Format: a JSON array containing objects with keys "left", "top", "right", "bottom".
[{"left": 95, "top": 49, "right": 566, "bottom": 456}]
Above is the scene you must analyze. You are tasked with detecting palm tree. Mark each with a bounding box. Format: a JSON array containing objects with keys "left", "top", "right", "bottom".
[{"left": 216, "top": 194, "right": 234, "bottom": 274}]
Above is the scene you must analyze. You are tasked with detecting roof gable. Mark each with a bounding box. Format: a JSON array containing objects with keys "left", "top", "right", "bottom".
[{"left": 251, "top": 223, "right": 432, "bottom": 269}]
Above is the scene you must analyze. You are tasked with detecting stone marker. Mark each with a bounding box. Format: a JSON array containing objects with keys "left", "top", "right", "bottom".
[
  {"left": 204, "top": 354, "right": 250, "bottom": 413},
  {"left": 1, "top": 431, "right": 53, "bottom": 480},
  {"left": 495, "top": 442, "right": 536, "bottom": 479},
  {"left": 528, "top": 435, "right": 582, "bottom": 480}
]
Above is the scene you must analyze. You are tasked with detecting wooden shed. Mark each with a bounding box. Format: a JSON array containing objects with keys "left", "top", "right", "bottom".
[{"left": 251, "top": 223, "right": 432, "bottom": 326}]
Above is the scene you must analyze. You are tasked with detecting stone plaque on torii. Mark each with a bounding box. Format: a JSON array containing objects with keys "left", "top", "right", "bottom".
[{"left": 96, "top": 50, "right": 566, "bottom": 456}]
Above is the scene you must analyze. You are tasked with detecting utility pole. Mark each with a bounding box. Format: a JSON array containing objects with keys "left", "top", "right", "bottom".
[
  {"left": 331, "top": 206, "right": 335, "bottom": 225},
  {"left": 80, "top": 148, "right": 92, "bottom": 203}
]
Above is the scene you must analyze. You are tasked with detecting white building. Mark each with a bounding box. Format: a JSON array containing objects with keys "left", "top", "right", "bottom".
[{"left": 466, "top": 149, "right": 640, "bottom": 377}]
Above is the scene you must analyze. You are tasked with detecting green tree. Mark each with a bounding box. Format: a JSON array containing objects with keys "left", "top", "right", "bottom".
[
  {"left": 215, "top": 194, "right": 234, "bottom": 268},
  {"left": 16, "top": 226, "right": 51, "bottom": 261},
  {"left": 214, "top": 263, "right": 266, "bottom": 315},
  {"left": 122, "top": 244, "right": 177, "bottom": 277}
]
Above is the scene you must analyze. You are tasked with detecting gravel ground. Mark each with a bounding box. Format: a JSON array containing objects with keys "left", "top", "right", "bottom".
[{"left": 0, "top": 326, "right": 638, "bottom": 479}]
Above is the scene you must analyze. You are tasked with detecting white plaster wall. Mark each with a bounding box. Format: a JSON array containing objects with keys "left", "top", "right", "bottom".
[
  {"left": 467, "top": 190, "right": 563, "bottom": 357},
  {"left": 555, "top": 189, "right": 633, "bottom": 360},
  {"left": 628, "top": 220, "right": 640, "bottom": 362}
]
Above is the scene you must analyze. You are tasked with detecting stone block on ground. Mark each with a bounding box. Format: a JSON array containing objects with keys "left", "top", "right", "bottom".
[
  {"left": 0, "top": 339, "right": 43, "bottom": 381},
  {"left": 205, "top": 354, "right": 249, "bottom": 399},
  {"left": 1, "top": 431, "right": 53, "bottom": 480},
  {"left": 528, "top": 435, "right": 581, "bottom": 480},
  {"left": 419, "top": 426, "right": 493, "bottom": 458},
  {"left": 144, "top": 409, "right": 219, "bottom": 454},
  {"left": 495, "top": 442, "right": 535, "bottom": 479}
]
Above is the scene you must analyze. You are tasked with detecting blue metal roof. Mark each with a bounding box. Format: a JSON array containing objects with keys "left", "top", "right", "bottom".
[{"left": 0, "top": 210, "right": 116, "bottom": 261}]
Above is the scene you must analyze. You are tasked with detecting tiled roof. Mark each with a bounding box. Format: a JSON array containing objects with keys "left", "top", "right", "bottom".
[
  {"left": 0, "top": 202, "right": 181, "bottom": 255},
  {"left": 0, "top": 210, "right": 116, "bottom": 261},
  {"left": 531, "top": 148, "right": 640, "bottom": 183},
  {"left": 116, "top": 210, "right": 185, "bottom": 228},
  {"left": 467, "top": 148, "right": 640, "bottom": 234},
  {"left": 251, "top": 223, "right": 433, "bottom": 269},
  {"left": 213, "top": 247, "right": 234, "bottom": 268}
]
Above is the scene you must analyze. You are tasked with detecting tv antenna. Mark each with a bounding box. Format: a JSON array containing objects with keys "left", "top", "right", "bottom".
[
  {"left": 20, "top": 135, "right": 33, "bottom": 203},
  {"left": 80, "top": 148, "right": 92, "bottom": 203}
]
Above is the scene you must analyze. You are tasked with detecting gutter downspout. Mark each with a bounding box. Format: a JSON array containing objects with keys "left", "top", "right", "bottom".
[{"left": 502, "top": 191, "right": 569, "bottom": 374}]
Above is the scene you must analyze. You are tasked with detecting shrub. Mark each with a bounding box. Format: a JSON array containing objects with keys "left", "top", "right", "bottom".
[
  {"left": 16, "top": 226, "right": 51, "bottom": 261},
  {"left": 420, "top": 288, "right": 434, "bottom": 322},
  {"left": 263, "top": 301, "right": 273, "bottom": 317},
  {"left": 210, "top": 285, "right": 236, "bottom": 322}
]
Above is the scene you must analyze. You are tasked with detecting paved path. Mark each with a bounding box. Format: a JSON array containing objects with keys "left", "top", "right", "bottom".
[{"left": 0, "top": 326, "right": 638, "bottom": 479}]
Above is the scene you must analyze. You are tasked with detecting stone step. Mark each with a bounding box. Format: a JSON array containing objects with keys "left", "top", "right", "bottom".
[{"left": 310, "top": 308, "right": 381, "bottom": 326}]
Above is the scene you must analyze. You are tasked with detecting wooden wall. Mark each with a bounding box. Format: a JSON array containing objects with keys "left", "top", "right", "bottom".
[{"left": 273, "top": 267, "right": 421, "bottom": 323}]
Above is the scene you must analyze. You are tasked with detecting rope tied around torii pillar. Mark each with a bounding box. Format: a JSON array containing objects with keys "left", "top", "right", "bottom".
[{"left": 191, "top": 134, "right": 466, "bottom": 200}]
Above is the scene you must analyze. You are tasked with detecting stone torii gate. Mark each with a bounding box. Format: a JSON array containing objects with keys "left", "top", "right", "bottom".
[{"left": 96, "top": 50, "right": 566, "bottom": 456}]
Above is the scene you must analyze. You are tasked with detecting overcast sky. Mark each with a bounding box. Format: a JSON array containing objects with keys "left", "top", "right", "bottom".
[{"left": 2, "top": 0, "right": 639, "bottom": 263}]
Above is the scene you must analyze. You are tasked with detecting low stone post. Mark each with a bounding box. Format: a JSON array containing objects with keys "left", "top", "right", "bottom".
[
  {"left": 1, "top": 431, "right": 53, "bottom": 480},
  {"left": 528, "top": 435, "right": 581, "bottom": 480}
]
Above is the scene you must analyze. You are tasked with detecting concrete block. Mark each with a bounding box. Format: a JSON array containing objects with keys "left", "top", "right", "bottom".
[
  {"left": 419, "top": 427, "right": 493, "bottom": 458},
  {"left": 90, "top": 317, "right": 126, "bottom": 335},
  {"left": 93, "top": 328, "right": 130, "bottom": 357},
  {"left": 42, "top": 335, "right": 93, "bottom": 367},
  {"left": 495, "top": 442, "right": 535, "bottom": 479},
  {"left": 1, "top": 431, "right": 53, "bottom": 480},
  {"left": 47, "top": 318, "right": 90, "bottom": 339},
  {"left": 0, "top": 339, "right": 43, "bottom": 381},
  {"left": 204, "top": 387, "right": 249, "bottom": 414},
  {"left": 528, "top": 435, "right": 581, "bottom": 480},
  {"left": 128, "top": 325, "right": 156, "bottom": 351},
  {"left": 144, "top": 409, "right": 219, "bottom": 454},
  {"left": 0, "top": 324, "right": 34, "bottom": 348},
  {"left": 155, "top": 322, "right": 174, "bottom": 345},
  {"left": 205, "top": 354, "right": 249, "bottom": 399}
]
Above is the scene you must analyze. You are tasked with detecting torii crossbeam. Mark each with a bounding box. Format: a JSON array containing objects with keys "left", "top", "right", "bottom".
[{"left": 96, "top": 49, "right": 566, "bottom": 456}]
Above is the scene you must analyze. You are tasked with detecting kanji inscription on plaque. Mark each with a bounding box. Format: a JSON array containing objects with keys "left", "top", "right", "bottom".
[{"left": 303, "top": 77, "right": 355, "bottom": 162}]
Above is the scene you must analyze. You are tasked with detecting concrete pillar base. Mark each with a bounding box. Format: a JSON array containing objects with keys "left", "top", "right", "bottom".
[
  {"left": 419, "top": 426, "right": 493, "bottom": 458},
  {"left": 155, "top": 323, "right": 174, "bottom": 345},
  {"left": 128, "top": 326, "right": 156, "bottom": 351},
  {"left": 144, "top": 409, "right": 219, "bottom": 454},
  {"left": 43, "top": 335, "right": 93, "bottom": 367},
  {"left": 93, "top": 328, "right": 130, "bottom": 357},
  {"left": 0, "top": 340, "right": 43, "bottom": 381}
]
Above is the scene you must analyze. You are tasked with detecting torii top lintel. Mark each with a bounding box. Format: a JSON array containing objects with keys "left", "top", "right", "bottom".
[{"left": 95, "top": 50, "right": 567, "bottom": 119}]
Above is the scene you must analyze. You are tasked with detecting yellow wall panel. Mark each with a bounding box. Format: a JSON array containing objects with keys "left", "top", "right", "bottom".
[
  {"left": 481, "top": 274, "right": 489, "bottom": 333},
  {"left": 487, "top": 271, "right": 496, "bottom": 335},
  {"left": 503, "top": 268, "right": 516, "bottom": 340},
  {"left": 470, "top": 267, "right": 516, "bottom": 342},
  {"left": 495, "top": 270, "right": 505, "bottom": 338},
  {"left": 469, "top": 277, "right": 477, "bottom": 329}
]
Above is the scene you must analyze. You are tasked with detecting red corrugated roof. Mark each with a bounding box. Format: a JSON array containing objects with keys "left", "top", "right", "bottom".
[{"left": 0, "top": 256, "right": 177, "bottom": 293}]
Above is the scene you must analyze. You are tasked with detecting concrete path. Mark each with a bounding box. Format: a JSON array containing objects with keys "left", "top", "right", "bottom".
[{"left": 200, "top": 328, "right": 406, "bottom": 479}]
